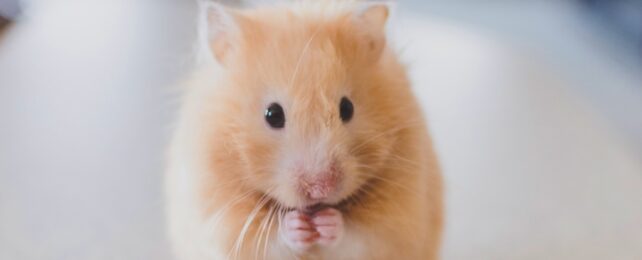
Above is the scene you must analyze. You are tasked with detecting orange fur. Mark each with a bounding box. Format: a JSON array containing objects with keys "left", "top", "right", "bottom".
[{"left": 166, "top": 1, "right": 443, "bottom": 259}]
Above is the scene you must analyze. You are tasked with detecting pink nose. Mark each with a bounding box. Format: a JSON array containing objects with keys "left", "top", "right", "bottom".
[{"left": 305, "top": 175, "right": 338, "bottom": 200}]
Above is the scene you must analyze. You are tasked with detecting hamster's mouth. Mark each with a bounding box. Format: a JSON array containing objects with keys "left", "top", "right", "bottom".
[
  {"left": 265, "top": 177, "right": 375, "bottom": 214},
  {"left": 288, "top": 202, "right": 344, "bottom": 215},
  {"left": 295, "top": 177, "right": 376, "bottom": 214},
  {"left": 301, "top": 203, "right": 331, "bottom": 214}
]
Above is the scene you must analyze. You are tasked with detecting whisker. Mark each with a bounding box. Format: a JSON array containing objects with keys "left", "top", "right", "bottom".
[
  {"left": 254, "top": 203, "right": 270, "bottom": 260},
  {"left": 202, "top": 189, "right": 255, "bottom": 237},
  {"left": 229, "top": 190, "right": 272, "bottom": 259},
  {"left": 362, "top": 173, "right": 420, "bottom": 197},
  {"left": 263, "top": 204, "right": 278, "bottom": 260},
  {"left": 349, "top": 122, "right": 423, "bottom": 154}
]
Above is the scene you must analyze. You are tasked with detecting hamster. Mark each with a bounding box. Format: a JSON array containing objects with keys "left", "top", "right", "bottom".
[{"left": 165, "top": 1, "right": 443, "bottom": 259}]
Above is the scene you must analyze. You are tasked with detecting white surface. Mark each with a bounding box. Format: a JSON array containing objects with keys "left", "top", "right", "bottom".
[
  {"left": 394, "top": 16, "right": 642, "bottom": 259},
  {"left": 0, "top": 1, "right": 640, "bottom": 259}
]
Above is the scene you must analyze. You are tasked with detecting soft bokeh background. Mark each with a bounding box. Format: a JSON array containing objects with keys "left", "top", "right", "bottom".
[{"left": 1, "top": 0, "right": 640, "bottom": 259}]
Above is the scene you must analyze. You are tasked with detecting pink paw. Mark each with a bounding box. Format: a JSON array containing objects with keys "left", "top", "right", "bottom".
[
  {"left": 311, "top": 207, "right": 344, "bottom": 247},
  {"left": 281, "top": 208, "right": 344, "bottom": 252},
  {"left": 281, "top": 210, "right": 319, "bottom": 252}
]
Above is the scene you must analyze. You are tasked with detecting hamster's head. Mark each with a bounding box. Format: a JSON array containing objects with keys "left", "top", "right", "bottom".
[{"left": 205, "top": 2, "right": 406, "bottom": 210}]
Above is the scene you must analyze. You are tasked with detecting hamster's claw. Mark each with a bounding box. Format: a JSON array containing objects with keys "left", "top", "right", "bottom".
[
  {"left": 282, "top": 210, "right": 319, "bottom": 252},
  {"left": 311, "top": 207, "right": 344, "bottom": 247}
]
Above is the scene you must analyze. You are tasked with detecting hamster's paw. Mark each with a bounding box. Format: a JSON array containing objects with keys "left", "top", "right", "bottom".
[
  {"left": 281, "top": 210, "right": 319, "bottom": 252},
  {"left": 311, "top": 207, "right": 344, "bottom": 247}
]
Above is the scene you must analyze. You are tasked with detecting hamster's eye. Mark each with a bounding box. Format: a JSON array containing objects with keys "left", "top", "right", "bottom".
[
  {"left": 265, "top": 103, "right": 285, "bottom": 129},
  {"left": 339, "top": 97, "right": 354, "bottom": 123}
]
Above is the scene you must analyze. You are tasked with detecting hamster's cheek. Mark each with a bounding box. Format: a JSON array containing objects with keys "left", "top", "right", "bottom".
[
  {"left": 333, "top": 156, "right": 363, "bottom": 199},
  {"left": 267, "top": 172, "right": 302, "bottom": 207}
]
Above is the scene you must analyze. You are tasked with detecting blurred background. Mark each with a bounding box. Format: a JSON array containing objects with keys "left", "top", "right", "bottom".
[{"left": 0, "top": 0, "right": 640, "bottom": 259}]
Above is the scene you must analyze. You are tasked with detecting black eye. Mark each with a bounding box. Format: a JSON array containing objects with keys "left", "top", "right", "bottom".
[
  {"left": 265, "top": 103, "right": 285, "bottom": 129},
  {"left": 339, "top": 97, "right": 354, "bottom": 122}
]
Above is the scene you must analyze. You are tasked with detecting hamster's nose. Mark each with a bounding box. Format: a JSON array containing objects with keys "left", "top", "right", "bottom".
[
  {"left": 305, "top": 174, "right": 338, "bottom": 200},
  {"left": 298, "top": 163, "right": 341, "bottom": 200}
]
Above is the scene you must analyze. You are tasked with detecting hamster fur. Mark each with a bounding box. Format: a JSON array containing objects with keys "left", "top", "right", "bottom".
[{"left": 166, "top": 1, "right": 443, "bottom": 259}]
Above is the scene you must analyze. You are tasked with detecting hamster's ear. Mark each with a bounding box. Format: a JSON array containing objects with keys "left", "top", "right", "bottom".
[
  {"left": 352, "top": 2, "right": 392, "bottom": 63},
  {"left": 356, "top": 2, "right": 390, "bottom": 31},
  {"left": 202, "top": 2, "right": 243, "bottom": 65}
]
